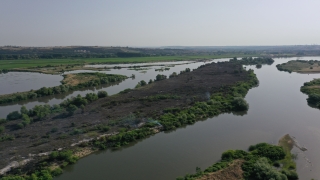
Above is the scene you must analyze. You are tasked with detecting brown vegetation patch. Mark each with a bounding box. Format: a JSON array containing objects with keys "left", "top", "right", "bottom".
[
  {"left": 74, "top": 147, "right": 95, "bottom": 158},
  {"left": 196, "top": 160, "right": 244, "bottom": 180},
  {"left": 62, "top": 74, "right": 96, "bottom": 86}
]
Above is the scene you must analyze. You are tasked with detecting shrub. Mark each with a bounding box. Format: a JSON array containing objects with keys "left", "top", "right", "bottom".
[
  {"left": 20, "top": 106, "right": 29, "bottom": 115},
  {"left": 140, "top": 80, "right": 147, "bottom": 86},
  {"left": 231, "top": 97, "right": 249, "bottom": 111},
  {"left": 0, "top": 126, "right": 4, "bottom": 133},
  {"left": 0, "top": 118, "right": 6, "bottom": 124},
  {"left": 85, "top": 93, "right": 98, "bottom": 102},
  {"left": 251, "top": 158, "right": 287, "bottom": 180},
  {"left": 51, "top": 167, "right": 63, "bottom": 176},
  {"left": 98, "top": 91, "right": 108, "bottom": 98},
  {"left": 67, "top": 104, "right": 78, "bottom": 115},
  {"left": 6, "top": 111, "right": 21, "bottom": 120},
  {"left": 155, "top": 74, "right": 167, "bottom": 81},
  {"left": 307, "top": 93, "right": 320, "bottom": 104},
  {"left": 281, "top": 169, "right": 298, "bottom": 180}
]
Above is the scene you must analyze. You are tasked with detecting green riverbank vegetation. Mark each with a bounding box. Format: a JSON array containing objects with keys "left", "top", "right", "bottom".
[
  {"left": 301, "top": 78, "right": 320, "bottom": 109},
  {"left": 0, "top": 73, "right": 127, "bottom": 105}
]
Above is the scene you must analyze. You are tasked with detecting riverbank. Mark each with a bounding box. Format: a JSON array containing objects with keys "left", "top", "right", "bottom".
[{"left": 0, "top": 60, "right": 259, "bottom": 179}]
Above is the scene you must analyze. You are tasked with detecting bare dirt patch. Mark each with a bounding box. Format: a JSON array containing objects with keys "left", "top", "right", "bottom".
[{"left": 197, "top": 160, "right": 244, "bottom": 180}]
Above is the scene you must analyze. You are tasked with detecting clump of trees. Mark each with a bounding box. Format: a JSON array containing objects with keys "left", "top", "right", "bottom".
[
  {"left": 180, "top": 68, "right": 191, "bottom": 74},
  {"left": 169, "top": 72, "right": 178, "bottom": 78},
  {"left": 155, "top": 74, "right": 167, "bottom": 81},
  {"left": 135, "top": 80, "right": 147, "bottom": 88},
  {"left": 97, "top": 91, "right": 108, "bottom": 98},
  {"left": 231, "top": 57, "right": 274, "bottom": 65}
]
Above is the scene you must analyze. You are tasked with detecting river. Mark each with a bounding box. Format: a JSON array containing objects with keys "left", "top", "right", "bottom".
[{"left": 1, "top": 57, "right": 320, "bottom": 179}]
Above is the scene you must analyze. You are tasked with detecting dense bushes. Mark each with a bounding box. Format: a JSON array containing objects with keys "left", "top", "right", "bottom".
[
  {"left": 300, "top": 78, "right": 320, "bottom": 108},
  {"left": 135, "top": 80, "right": 147, "bottom": 88},
  {"left": 97, "top": 91, "right": 108, "bottom": 98},
  {"left": 6, "top": 111, "right": 21, "bottom": 120},
  {"left": 231, "top": 97, "right": 249, "bottom": 111},
  {"left": 155, "top": 74, "right": 167, "bottom": 81},
  {"left": 49, "top": 150, "right": 78, "bottom": 164},
  {"left": 91, "top": 127, "right": 155, "bottom": 149}
]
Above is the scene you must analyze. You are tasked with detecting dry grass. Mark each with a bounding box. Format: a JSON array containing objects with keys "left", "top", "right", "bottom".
[
  {"left": 62, "top": 74, "right": 97, "bottom": 86},
  {"left": 196, "top": 160, "right": 244, "bottom": 180}
]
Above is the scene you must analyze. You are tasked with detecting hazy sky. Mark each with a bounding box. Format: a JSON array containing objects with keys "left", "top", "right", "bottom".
[{"left": 1, "top": 0, "right": 320, "bottom": 46}]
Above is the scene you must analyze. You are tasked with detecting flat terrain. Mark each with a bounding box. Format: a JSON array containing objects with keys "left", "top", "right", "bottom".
[
  {"left": 0, "top": 61, "right": 251, "bottom": 170},
  {"left": 0, "top": 54, "right": 255, "bottom": 70}
]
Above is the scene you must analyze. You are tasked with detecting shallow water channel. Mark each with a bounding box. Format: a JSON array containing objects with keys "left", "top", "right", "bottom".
[
  {"left": 54, "top": 57, "right": 320, "bottom": 180},
  {"left": 1, "top": 57, "right": 320, "bottom": 179}
]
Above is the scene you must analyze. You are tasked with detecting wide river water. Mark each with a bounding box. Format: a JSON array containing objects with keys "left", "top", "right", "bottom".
[{"left": 1, "top": 57, "right": 320, "bottom": 179}]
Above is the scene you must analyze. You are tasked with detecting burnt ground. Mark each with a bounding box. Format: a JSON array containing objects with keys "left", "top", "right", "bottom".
[{"left": 0, "top": 61, "right": 251, "bottom": 170}]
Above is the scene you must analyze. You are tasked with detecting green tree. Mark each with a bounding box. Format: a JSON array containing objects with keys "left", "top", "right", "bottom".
[
  {"left": 22, "top": 114, "right": 31, "bottom": 126},
  {"left": 231, "top": 97, "right": 249, "bottom": 111},
  {"left": 20, "top": 106, "right": 29, "bottom": 115},
  {"left": 0, "top": 126, "right": 4, "bottom": 133},
  {"left": 67, "top": 104, "right": 78, "bottom": 115},
  {"left": 98, "top": 91, "right": 108, "bottom": 98},
  {"left": 85, "top": 93, "right": 98, "bottom": 102},
  {"left": 6, "top": 111, "right": 21, "bottom": 120},
  {"left": 32, "top": 105, "right": 51, "bottom": 120},
  {"left": 140, "top": 80, "right": 147, "bottom": 86}
]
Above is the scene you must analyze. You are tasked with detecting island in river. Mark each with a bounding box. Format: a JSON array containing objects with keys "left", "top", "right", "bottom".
[{"left": 276, "top": 60, "right": 320, "bottom": 73}]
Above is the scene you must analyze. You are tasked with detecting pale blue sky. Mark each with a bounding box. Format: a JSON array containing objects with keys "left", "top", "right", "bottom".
[{"left": 1, "top": 0, "right": 320, "bottom": 46}]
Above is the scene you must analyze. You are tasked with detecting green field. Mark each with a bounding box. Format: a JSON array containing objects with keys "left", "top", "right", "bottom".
[{"left": 0, "top": 54, "right": 257, "bottom": 69}]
